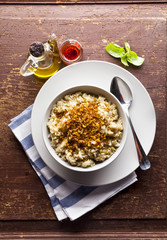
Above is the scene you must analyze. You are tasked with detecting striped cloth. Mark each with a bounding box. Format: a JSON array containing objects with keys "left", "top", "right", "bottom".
[{"left": 9, "top": 105, "right": 137, "bottom": 221}]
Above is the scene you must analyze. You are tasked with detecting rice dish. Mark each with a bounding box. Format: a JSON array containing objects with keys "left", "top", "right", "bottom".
[{"left": 47, "top": 92, "right": 123, "bottom": 168}]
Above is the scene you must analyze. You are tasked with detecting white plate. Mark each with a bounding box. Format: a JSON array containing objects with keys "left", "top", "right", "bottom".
[{"left": 31, "top": 60, "right": 156, "bottom": 186}]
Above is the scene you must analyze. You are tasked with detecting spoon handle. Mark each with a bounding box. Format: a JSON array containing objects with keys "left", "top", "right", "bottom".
[{"left": 126, "top": 112, "right": 151, "bottom": 170}]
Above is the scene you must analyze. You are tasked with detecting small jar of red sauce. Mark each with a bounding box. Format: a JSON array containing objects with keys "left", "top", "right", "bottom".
[{"left": 59, "top": 39, "right": 83, "bottom": 65}]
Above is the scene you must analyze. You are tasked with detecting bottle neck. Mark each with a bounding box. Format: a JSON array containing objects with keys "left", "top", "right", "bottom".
[{"left": 29, "top": 43, "right": 53, "bottom": 69}]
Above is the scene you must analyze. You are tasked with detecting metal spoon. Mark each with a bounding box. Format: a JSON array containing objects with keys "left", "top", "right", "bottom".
[{"left": 110, "top": 76, "right": 151, "bottom": 170}]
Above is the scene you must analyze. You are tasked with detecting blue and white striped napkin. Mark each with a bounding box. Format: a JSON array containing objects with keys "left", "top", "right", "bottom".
[{"left": 9, "top": 105, "right": 137, "bottom": 221}]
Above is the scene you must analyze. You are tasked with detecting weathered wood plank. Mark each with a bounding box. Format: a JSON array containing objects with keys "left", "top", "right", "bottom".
[
  {"left": 0, "top": 0, "right": 166, "bottom": 4},
  {"left": 0, "top": 220, "right": 167, "bottom": 238}
]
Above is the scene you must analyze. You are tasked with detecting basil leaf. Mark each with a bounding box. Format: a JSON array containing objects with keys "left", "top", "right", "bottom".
[
  {"left": 106, "top": 43, "right": 125, "bottom": 58},
  {"left": 124, "top": 42, "right": 131, "bottom": 52},
  {"left": 106, "top": 41, "right": 144, "bottom": 67},
  {"left": 121, "top": 55, "right": 129, "bottom": 66},
  {"left": 127, "top": 50, "right": 137, "bottom": 59},
  {"left": 125, "top": 42, "right": 137, "bottom": 60},
  {"left": 127, "top": 56, "right": 145, "bottom": 66}
]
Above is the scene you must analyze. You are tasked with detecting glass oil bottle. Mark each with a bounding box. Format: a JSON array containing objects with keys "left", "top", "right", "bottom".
[{"left": 20, "top": 33, "right": 61, "bottom": 78}]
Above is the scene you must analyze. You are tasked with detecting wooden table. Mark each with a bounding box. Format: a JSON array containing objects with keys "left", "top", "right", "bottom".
[{"left": 0, "top": 2, "right": 167, "bottom": 239}]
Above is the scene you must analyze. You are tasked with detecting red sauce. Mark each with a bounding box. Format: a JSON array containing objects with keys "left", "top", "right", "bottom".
[{"left": 63, "top": 45, "right": 80, "bottom": 61}]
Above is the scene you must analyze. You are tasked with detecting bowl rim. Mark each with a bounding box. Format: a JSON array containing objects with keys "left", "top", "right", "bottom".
[{"left": 42, "top": 85, "right": 128, "bottom": 172}]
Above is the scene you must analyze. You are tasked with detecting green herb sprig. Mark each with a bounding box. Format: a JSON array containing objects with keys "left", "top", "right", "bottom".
[{"left": 106, "top": 42, "right": 144, "bottom": 67}]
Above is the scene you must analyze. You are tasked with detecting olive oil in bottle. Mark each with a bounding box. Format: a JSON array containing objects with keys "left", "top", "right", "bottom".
[
  {"left": 20, "top": 33, "right": 61, "bottom": 79},
  {"left": 32, "top": 54, "right": 61, "bottom": 78}
]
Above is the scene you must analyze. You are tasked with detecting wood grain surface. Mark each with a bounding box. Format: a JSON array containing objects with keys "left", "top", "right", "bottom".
[
  {"left": 0, "top": 3, "right": 167, "bottom": 239},
  {"left": 0, "top": 0, "right": 167, "bottom": 4}
]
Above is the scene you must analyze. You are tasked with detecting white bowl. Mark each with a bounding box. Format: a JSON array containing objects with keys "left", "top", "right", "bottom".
[{"left": 42, "top": 85, "right": 128, "bottom": 172}]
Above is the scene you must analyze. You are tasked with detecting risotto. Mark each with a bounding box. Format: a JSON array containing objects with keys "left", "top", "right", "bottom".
[{"left": 47, "top": 92, "right": 123, "bottom": 168}]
